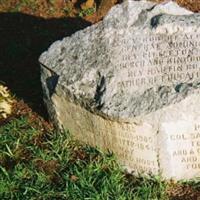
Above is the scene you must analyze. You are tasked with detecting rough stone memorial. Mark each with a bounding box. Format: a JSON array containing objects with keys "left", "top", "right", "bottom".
[{"left": 39, "top": 0, "right": 200, "bottom": 180}]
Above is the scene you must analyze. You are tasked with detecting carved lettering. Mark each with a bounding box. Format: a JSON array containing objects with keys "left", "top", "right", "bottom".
[{"left": 114, "top": 33, "right": 200, "bottom": 91}]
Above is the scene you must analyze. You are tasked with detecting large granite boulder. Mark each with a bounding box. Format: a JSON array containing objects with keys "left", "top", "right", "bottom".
[{"left": 39, "top": 0, "right": 200, "bottom": 180}]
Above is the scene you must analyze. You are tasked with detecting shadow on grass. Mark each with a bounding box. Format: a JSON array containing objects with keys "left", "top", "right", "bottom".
[{"left": 0, "top": 12, "right": 91, "bottom": 118}]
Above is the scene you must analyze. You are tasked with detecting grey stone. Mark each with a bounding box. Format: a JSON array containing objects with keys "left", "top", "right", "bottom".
[{"left": 39, "top": 0, "right": 200, "bottom": 180}]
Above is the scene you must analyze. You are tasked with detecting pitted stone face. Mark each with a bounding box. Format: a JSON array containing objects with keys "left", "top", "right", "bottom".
[{"left": 40, "top": 0, "right": 200, "bottom": 180}]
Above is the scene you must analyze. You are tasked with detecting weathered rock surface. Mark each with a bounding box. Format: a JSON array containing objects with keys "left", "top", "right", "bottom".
[{"left": 39, "top": 0, "right": 200, "bottom": 180}]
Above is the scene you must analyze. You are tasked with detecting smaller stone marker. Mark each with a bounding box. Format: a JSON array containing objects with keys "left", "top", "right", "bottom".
[{"left": 39, "top": 0, "right": 200, "bottom": 180}]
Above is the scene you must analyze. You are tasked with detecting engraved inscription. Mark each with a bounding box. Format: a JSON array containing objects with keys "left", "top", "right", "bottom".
[
  {"left": 113, "top": 34, "right": 200, "bottom": 91},
  {"left": 161, "top": 121, "right": 200, "bottom": 178},
  {"left": 80, "top": 120, "right": 158, "bottom": 173},
  {"left": 115, "top": 123, "right": 158, "bottom": 173},
  {"left": 169, "top": 127, "right": 200, "bottom": 170}
]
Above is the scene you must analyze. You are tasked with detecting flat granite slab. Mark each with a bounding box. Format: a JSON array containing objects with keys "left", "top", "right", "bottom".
[{"left": 39, "top": 0, "right": 200, "bottom": 180}]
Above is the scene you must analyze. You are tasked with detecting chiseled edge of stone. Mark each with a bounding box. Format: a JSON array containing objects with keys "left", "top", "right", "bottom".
[
  {"left": 40, "top": 66, "right": 132, "bottom": 124},
  {"left": 55, "top": 82, "right": 139, "bottom": 123}
]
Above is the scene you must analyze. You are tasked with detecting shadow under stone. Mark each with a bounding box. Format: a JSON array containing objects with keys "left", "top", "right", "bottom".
[{"left": 0, "top": 12, "right": 91, "bottom": 118}]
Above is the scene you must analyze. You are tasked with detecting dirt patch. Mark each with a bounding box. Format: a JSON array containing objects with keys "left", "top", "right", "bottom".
[
  {"left": 167, "top": 182, "right": 200, "bottom": 200},
  {"left": 0, "top": 1, "right": 199, "bottom": 21},
  {"left": 14, "top": 145, "right": 33, "bottom": 163},
  {"left": 0, "top": 155, "right": 16, "bottom": 170},
  {"left": 34, "top": 159, "right": 63, "bottom": 185},
  {"left": 34, "top": 159, "right": 60, "bottom": 175},
  {"left": 150, "top": 0, "right": 200, "bottom": 12},
  {"left": 85, "top": 0, "right": 122, "bottom": 23},
  {"left": 0, "top": 0, "right": 120, "bottom": 19},
  {"left": 12, "top": 100, "right": 53, "bottom": 131}
]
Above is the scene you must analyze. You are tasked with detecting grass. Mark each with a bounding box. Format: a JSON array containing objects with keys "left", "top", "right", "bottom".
[
  {"left": 79, "top": 7, "right": 96, "bottom": 18},
  {"left": 0, "top": 116, "right": 168, "bottom": 200}
]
